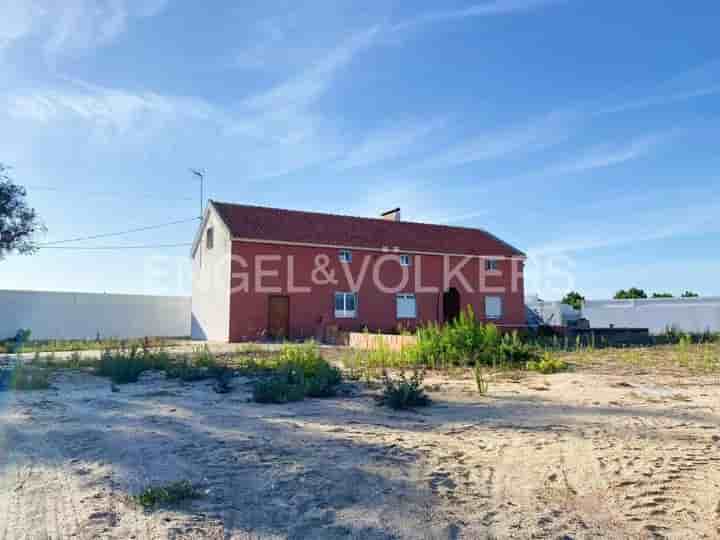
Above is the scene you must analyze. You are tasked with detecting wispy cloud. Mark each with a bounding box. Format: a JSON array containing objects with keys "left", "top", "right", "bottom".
[
  {"left": 540, "top": 131, "right": 675, "bottom": 176},
  {"left": 529, "top": 199, "right": 720, "bottom": 255},
  {"left": 243, "top": 26, "right": 380, "bottom": 112},
  {"left": 594, "top": 59, "right": 720, "bottom": 115},
  {"left": 0, "top": 0, "right": 168, "bottom": 61},
  {"left": 336, "top": 117, "right": 446, "bottom": 170},
  {"left": 392, "top": 0, "right": 564, "bottom": 32},
  {"left": 5, "top": 82, "right": 219, "bottom": 134},
  {"left": 420, "top": 110, "right": 578, "bottom": 169}
]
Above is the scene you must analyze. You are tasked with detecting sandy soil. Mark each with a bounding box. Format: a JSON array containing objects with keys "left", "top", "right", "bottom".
[{"left": 1, "top": 359, "right": 719, "bottom": 539}]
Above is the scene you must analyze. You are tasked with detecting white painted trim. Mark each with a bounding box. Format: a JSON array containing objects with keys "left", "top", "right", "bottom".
[{"left": 231, "top": 236, "right": 527, "bottom": 260}]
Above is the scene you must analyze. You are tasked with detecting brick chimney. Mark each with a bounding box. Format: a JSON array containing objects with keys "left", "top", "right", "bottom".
[{"left": 380, "top": 207, "right": 401, "bottom": 221}]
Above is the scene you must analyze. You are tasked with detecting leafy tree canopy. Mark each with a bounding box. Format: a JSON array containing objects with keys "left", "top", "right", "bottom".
[
  {"left": 614, "top": 287, "right": 647, "bottom": 299},
  {"left": 561, "top": 291, "right": 585, "bottom": 310},
  {"left": 0, "top": 164, "right": 44, "bottom": 259},
  {"left": 681, "top": 291, "right": 699, "bottom": 298}
]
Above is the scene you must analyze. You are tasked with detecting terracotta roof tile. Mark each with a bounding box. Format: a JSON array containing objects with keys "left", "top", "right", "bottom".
[{"left": 212, "top": 201, "right": 524, "bottom": 257}]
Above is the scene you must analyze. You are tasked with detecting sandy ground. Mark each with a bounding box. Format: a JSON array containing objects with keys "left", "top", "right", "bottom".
[{"left": 1, "top": 359, "right": 719, "bottom": 539}]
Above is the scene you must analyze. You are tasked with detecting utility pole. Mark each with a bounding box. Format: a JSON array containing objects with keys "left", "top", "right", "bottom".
[{"left": 190, "top": 169, "right": 205, "bottom": 220}]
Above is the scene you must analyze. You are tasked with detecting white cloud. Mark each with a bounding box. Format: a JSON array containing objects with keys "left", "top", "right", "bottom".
[
  {"left": 0, "top": 0, "right": 168, "bottom": 60},
  {"left": 243, "top": 26, "right": 380, "bottom": 112},
  {"left": 5, "top": 83, "right": 218, "bottom": 135},
  {"left": 541, "top": 131, "right": 674, "bottom": 176},
  {"left": 529, "top": 199, "right": 720, "bottom": 256},
  {"left": 336, "top": 117, "right": 445, "bottom": 170},
  {"left": 392, "top": 0, "right": 564, "bottom": 32},
  {"left": 594, "top": 59, "right": 720, "bottom": 115},
  {"left": 420, "top": 110, "right": 577, "bottom": 169}
]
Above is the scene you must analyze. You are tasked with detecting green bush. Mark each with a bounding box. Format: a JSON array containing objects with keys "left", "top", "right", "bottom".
[
  {"left": 527, "top": 352, "right": 568, "bottom": 374},
  {"left": 253, "top": 364, "right": 306, "bottom": 403},
  {"left": 377, "top": 369, "right": 431, "bottom": 410},
  {"left": 133, "top": 480, "right": 200, "bottom": 509},
  {"left": 410, "top": 307, "right": 539, "bottom": 368},
  {"left": 0, "top": 365, "right": 51, "bottom": 391},
  {"left": 96, "top": 347, "right": 157, "bottom": 384},
  {"left": 304, "top": 361, "right": 342, "bottom": 397},
  {"left": 251, "top": 344, "right": 342, "bottom": 403}
]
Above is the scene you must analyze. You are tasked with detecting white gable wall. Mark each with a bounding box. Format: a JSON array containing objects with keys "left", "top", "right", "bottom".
[{"left": 191, "top": 204, "right": 231, "bottom": 341}]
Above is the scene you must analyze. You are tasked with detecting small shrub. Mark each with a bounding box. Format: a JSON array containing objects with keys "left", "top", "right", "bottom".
[
  {"left": 96, "top": 348, "right": 150, "bottom": 384},
  {"left": 212, "top": 365, "right": 234, "bottom": 393},
  {"left": 377, "top": 369, "right": 431, "bottom": 410},
  {"left": 304, "top": 361, "right": 342, "bottom": 397},
  {"left": 527, "top": 352, "right": 568, "bottom": 374},
  {"left": 192, "top": 345, "right": 216, "bottom": 368},
  {"left": 0, "top": 365, "right": 51, "bottom": 391},
  {"left": 165, "top": 362, "right": 212, "bottom": 382},
  {"left": 133, "top": 480, "right": 201, "bottom": 509},
  {"left": 252, "top": 363, "right": 305, "bottom": 403}
]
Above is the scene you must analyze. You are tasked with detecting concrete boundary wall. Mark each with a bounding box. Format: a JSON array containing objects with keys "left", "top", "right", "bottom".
[
  {"left": 583, "top": 297, "right": 720, "bottom": 335},
  {"left": 0, "top": 289, "right": 191, "bottom": 340}
]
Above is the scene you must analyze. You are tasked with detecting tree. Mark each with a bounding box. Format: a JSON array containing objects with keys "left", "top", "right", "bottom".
[
  {"left": 561, "top": 291, "right": 585, "bottom": 310},
  {"left": 614, "top": 287, "right": 647, "bottom": 299},
  {"left": 651, "top": 292, "right": 673, "bottom": 298},
  {"left": 681, "top": 291, "right": 699, "bottom": 298},
  {"left": 0, "top": 164, "right": 44, "bottom": 259}
]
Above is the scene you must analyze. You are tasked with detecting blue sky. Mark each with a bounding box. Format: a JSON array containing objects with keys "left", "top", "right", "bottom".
[{"left": 1, "top": 0, "right": 719, "bottom": 300}]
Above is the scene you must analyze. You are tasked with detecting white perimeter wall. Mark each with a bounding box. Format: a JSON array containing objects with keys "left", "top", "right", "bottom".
[
  {"left": 0, "top": 289, "right": 190, "bottom": 340},
  {"left": 583, "top": 297, "right": 720, "bottom": 334},
  {"left": 191, "top": 204, "right": 230, "bottom": 341}
]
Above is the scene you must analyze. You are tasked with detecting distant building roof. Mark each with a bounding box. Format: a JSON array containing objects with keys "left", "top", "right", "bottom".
[{"left": 210, "top": 200, "right": 524, "bottom": 257}]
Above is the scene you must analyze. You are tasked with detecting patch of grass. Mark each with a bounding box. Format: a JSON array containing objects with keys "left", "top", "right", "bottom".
[
  {"left": 3, "top": 336, "right": 183, "bottom": 354},
  {"left": 97, "top": 349, "right": 149, "bottom": 384},
  {"left": 377, "top": 369, "right": 431, "bottom": 410},
  {"left": 527, "top": 352, "right": 568, "bottom": 374},
  {"left": 133, "top": 480, "right": 201, "bottom": 509},
  {"left": 0, "top": 365, "right": 51, "bottom": 391}
]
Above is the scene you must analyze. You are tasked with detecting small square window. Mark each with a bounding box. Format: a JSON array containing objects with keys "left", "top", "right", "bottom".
[
  {"left": 485, "top": 296, "right": 502, "bottom": 320},
  {"left": 396, "top": 294, "right": 416, "bottom": 319},
  {"left": 206, "top": 227, "right": 214, "bottom": 250},
  {"left": 339, "top": 249, "right": 352, "bottom": 263},
  {"left": 485, "top": 258, "right": 498, "bottom": 271},
  {"left": 334, "top": 292, "right": 357, "bottom": 318},
  {"left": 400, "top": 254, "right": 411, "bottom": 266}
]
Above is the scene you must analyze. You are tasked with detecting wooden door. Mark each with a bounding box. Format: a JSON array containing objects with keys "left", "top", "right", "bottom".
[{"left": 268, "top": 296, "right": 290, "bottom": 340}]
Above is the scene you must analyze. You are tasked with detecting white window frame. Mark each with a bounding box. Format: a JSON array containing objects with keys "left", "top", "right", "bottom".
[
  {"left": 399, "top": 254, "right": 411, "bottom": 267},
  {"left": 396, "top": 293, "right": 417, "bottom": 319},
  {"left": 485, "top": 295, "right": 503, "bottom": 320},
  {"left": 339, "top": 249, "right": 352, "bottom": 263},
  {"left": 206, "top": 227, "right": 214, "bottom": 250},
  {"left": 334, "top": 292, "right": 357, "bottom": 318},
  {"left": 485, "top": 258, "right": 498, "bottom": 271}
]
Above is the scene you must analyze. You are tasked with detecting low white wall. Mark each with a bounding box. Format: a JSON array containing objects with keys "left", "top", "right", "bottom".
[
  {"left": 0, "top": 289, "right": 191, "bottom": 340},
  {"left": 583, "top": 297, "right": 720, "bottom": 334}
]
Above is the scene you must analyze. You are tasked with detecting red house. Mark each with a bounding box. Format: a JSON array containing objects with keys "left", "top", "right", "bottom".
[{"left": 191, "top": 201, "right": 526, "bottom": 342}]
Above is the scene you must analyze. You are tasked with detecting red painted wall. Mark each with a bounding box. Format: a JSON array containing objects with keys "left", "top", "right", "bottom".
[{"left": 228, "top": 241, "right": 525, "bottom": 341}]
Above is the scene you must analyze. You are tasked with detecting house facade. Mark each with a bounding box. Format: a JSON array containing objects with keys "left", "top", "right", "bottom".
[{"left": 191, "top": 201, "right": 526, "bottom": 342}]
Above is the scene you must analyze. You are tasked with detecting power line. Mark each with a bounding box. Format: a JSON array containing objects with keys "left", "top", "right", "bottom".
[
  {"left": 37, "top": 218, "right": 199, "bottom": 246},
  {"left": 39, "top": 243, "right": 192, "bottom": 251}
]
